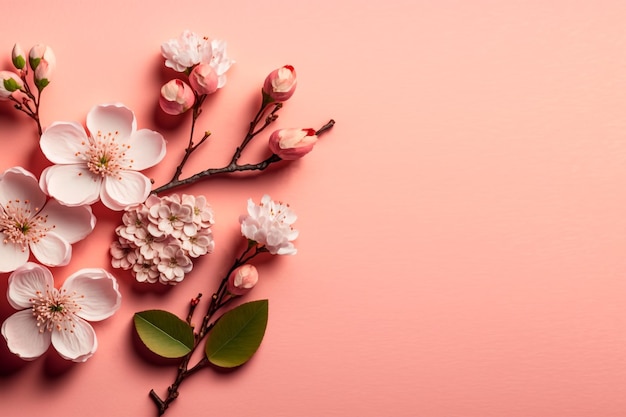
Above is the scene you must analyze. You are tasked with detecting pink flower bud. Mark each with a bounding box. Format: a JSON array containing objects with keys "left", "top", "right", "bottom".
[
  {"left": 226, "top": 264, "right": 259, "bottom": 296},
  {"left": 12, "top": 43, "right": 25, "bottom": 70},
  {"left": 0, "top": 71, "right": 24, "bottom": 99},
  {"left": 159, "top": 79, "right": 196, "bottom": 115},
  {"left": 189, "top": 63, "right": 219, "bottom": 95},
  {"left": 268, "top": 128, "right": 318, "bottom": 160},
  {"left": 262, "top": 65, "right": 297, "bottom": 102},
  {"left": 29, "top": 44, "right": 56, "bottom": 90},
  {"left": 29, "top": 44, "right": 56, "bottom": 72}
]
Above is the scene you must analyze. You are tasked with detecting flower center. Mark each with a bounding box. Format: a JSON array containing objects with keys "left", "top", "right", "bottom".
[
  {"left": 0, "top": 199, "right": 52, "bottom": 251},
  {"left": 30, "top": 286, "right": 84, "bottom": 333},
  {"left": 79, "top": 130, "right": 133, "bottom": 179}
]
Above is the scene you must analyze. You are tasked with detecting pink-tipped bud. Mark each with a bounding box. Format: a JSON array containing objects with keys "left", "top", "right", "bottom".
[
  {"left": 12, "top": 44, "right": 26, "bottom": 70},
  {"left": 269, "top": 128, "right": 318, "bottom": 160},
  {"left": 0, "top": 71, "right": 24, "bottom": 99},
  {"left": 262, "top": 65, "right": 297, "bottom": 103},
  {"left": 226, "top": 264, "right": 259, "bottom": 296},
  {"left": 29, "top": 44, "right": 56, "bottom": 90},
  {"left": 159, "top": 79, "right": 196, "bottom": 115},
  {"left": 189, "top": 63, "right": 219, "bottom": 95}
]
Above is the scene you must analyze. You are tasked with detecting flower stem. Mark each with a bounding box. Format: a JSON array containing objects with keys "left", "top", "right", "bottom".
[
  {"left": 168, "top": 94, "right": 207, "bottom": 183},
  {"left": 10, "top": 72, "right": 44, "bottom": 137},
  {"left": 149, "top": 244, "right": 266, "bottom": 415}
]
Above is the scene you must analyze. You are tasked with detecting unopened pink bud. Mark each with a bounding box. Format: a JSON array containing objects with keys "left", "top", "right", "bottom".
[
  {"left": 29, "top": 44, "right": 56, "bottom": 90},
  {"left": 12, "top": 43, "right": 26, "bottom": 70},
  {"left": 268, "top": 128, "right": 318, "bottom": 160},
  {"left": 0, "top": 71, "right": 24, "bottom": 99},
  {"left": 226, "top": 264, "right": 259, "bottom": 296},
  {"left": 189, "top": 63, "right": 219, "bottom": 95},
  {"left": 262, "top": 65, "right": 297, "bottom": 102},
  {"left": 159, "top": 79, "right": 195, "bottom": 115},
  {"left": 29, "top": 44, "right": 56, "bottom": 72}
]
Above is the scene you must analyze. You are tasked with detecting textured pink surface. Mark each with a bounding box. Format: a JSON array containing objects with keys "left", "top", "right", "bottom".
[{"left": 2, "top": 1, "right": 626, "bottom": 416}]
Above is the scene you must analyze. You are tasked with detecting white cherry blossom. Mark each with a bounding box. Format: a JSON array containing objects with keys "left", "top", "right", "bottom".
[
  {"left": 1, "top": 263, "right": 121, "bottom": 362},
  {"left": 209, "top": 39, "right": 234, "bottom": 88},
  {"left": 161, "top": 30, "right": 213, "bottom": 72},
  {"left": 0, "top": 167, "right": 95, "bottom": 272},
  {"left": 160, "top": 31, "right": 234, "bottom": 88},
  {"left": 240, "top": 195, "right": 298, "bottom": 255},
  {"left": 39, "top": 104, "right": 166, "bottom": 211}
]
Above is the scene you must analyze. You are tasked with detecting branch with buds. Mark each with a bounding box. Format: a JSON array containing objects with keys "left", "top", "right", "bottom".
[
  {"left": 0, "top": 43, "right": 56, "bottom": 136},
  {"left": 153, "top": 63, "right": 334, "bottom": 195}
]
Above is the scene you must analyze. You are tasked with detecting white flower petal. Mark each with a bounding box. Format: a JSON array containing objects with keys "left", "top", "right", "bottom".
[
  {"left": 39, "top": 122, "right": 89, "bottom": 164},
  {"left": 0, "top": 234, "right": 30, "bottom": 273},
  {"left": 0, "top": 167, "right": 46, "bottom": 210},
  {"left": 51, "top": 316, "right": 97, "bottom": 362},
  {"left": 40, "top": 199, "right": 95, "bottom": 244},
  {"left": 101, "top": 171, "right": 151, "bottom": 211},
  {"left": 86, "top": 104, "right": 136, "bottom": 141},
  {"left": 30, "top": 231, "right": 71, "bottom": 267},
  {"left": 125, "top": 129, "right": 166, "bottom": 170},
  {"left": 7, "top": 262, "right": 54, "bottom": 309},
  {"left": 39, "top": 166, "right": 51, "bottom": 195},
  {"left": 42, "top": 165, "right": 102, "bottom": 206},
  {"left": 2, "top": 310, "right": 52, "bottom": 360},
  {"left": 62, "top": 268, "right": 121, "bottom": 321},
  {"left": 162, "top": 30, "right": 213, "bottom": 72}
]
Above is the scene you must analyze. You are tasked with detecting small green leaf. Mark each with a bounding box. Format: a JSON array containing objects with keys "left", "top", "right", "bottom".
[
  {"left": 205, "top": 299, "right": 269, "bottom": 368},
  {"left": 134, "top": 310, "right": 195, "bottom": 358}
]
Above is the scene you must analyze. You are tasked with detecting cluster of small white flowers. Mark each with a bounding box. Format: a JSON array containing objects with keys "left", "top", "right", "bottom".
[
  {"left": 110, "top": 194, "right": 215, "bottom": 285},
  {"left": 240, "top": 194, "right": 298, "bottom": 255}
]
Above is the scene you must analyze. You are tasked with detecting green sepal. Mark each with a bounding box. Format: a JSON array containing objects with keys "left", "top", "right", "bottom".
[
  {"left": 205, "top": 299, "right": 269, "bottom": 368},
  {"left": 35, "top": 78, "right": 49, "bottom": 91},
  {"left": 29, "top": 57, "right": 41, "bottom": 70},
  {"left": 12, "top": 56, "right": 25, "bottom": 70},
  {"left": 133, "top": 310, "right": 195, "bottom": 358},
  {"left": 3, "top": 78, "right": 20, "bottom": 92},
  {"left": 261, "top": 89, "right": 275, "bottom": 108}
]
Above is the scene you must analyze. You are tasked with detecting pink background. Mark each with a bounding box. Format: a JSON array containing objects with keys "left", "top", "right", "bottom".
[{"left": 1, "top": 0, "right": 626, "bottom": 416}]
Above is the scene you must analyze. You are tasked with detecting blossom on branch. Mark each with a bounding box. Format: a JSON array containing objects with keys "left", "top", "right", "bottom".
[
  {"left": 161, "top": 30, "right": 233, "bottom": 88},
  {"left": 240, "top": 195, "right": 298, "bottom": 255},
  {"left": 0, "top": 167, "right": 95, "bottom": 272},
  {"left": 209, "top": 39, "right": 234, "bottom": 89},
  {"left": 161, "top": 30, "right": 213, "bottom": 72},
  {"left": 1, "top": 263, "right": 121, "bottom": 362},
  {"left": 39, "top": 103, "right": 166, "bottom": 211}
]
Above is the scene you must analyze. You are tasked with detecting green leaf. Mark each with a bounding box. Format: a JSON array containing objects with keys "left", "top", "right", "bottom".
[
  {"left": 134, "top": 310, "right": 195, "bottom": 358},
  {"left": 205, "top": 299, "right": 269, "bottom": 368}
]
